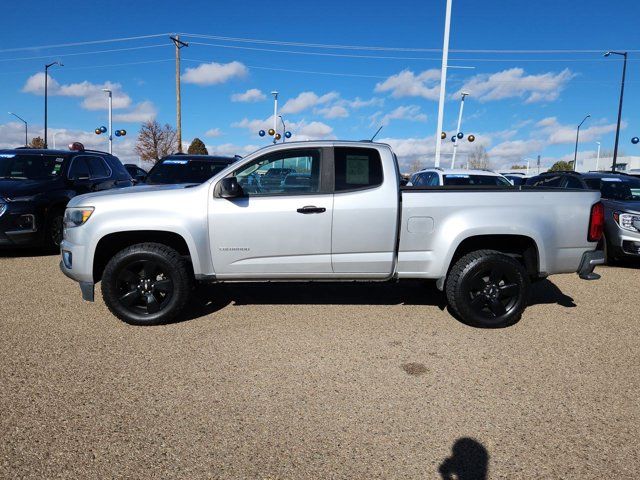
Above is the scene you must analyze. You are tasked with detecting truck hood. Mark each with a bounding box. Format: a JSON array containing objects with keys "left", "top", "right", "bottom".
[
  {"left": 68, "top": 183, "right": 202, "bottom": 207},
  {"left": 0, "top": 178, "right": 57, "bottom": 199},
  {"left": 603, "top": 198, "right": 640, "bottom": 214}
]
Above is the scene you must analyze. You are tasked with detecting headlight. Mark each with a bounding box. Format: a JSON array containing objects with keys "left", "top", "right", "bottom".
[
  {"left": 614, "top": 212, "right": 640, "bottom": 233},
  {"left": 63, "top": 207, "right": 94, "bottom": 228}
]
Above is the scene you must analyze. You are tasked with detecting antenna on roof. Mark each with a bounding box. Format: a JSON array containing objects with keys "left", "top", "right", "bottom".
[{"left": 370, "top": 125, "right": 383, "bottom": 142}]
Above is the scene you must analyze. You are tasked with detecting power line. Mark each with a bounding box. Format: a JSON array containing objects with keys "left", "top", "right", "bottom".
[
  {"left": 0, "top": 44, "right": 167, "bottom": 63},
  {"left": 181, "top": 33, "right": 640, "bottom": 54},
  {"left": 0, "top": 33, "right": 171, "bottom": 54}
]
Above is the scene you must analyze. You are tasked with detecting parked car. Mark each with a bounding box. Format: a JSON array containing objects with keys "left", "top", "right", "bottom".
[
  {"left": 0, "top": 145, "right": 133, "bottom": 249},
  {"left": 408, "top": 168, "right": 512, "bottom": 186},
  {"left": 526, "top": 170, "right": 640, "bottom": 261},
  {"left": 61, "top": 141, "right": 604, "bottom": 328},
  {"left": 144, "top": 155, "right": 238, "bottom": 185},
  {"left": 500, "top": 172, "right": 532, "bottom": 186},
  {"left": 124, "top": 164, "right": 148, "bottom": 183}
]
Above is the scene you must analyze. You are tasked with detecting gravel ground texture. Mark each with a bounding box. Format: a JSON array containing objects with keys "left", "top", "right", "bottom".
[{"left": 1, "top": 251, "right": 638, "bottom": 479}]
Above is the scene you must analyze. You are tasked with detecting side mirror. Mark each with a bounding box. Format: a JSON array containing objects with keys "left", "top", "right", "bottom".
[{"left": 217, "top": 176, "right": 243, "bottom": 198}]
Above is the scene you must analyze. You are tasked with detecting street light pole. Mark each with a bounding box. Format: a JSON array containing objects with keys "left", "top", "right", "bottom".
[
  {"left": 596, "top": 141, "right": 601, "bottom": 171},
  {"left": 52, "top": 131, "right": 61, "bottom": 149},
  {"left": 44, "top": 61, "right": 63, "bottom": 149},
  {"left": 604, "top": 51, "right": 627, "bottom": 172},
  {"left": 271, "top": 91, "right": 279, "bottom": 145},
  {"left": 450, "top": 91, "right": 469, "bottom": 168},
  {"left": 102, "top": 89, "right": 113, "bottom": 154},
  {"left": 573, "top": 114, "right": 590, "bottom": 171},
  {"left": 279, "top": 115, "right": 286, "bottom": 143},
  {"left": 434, "top": 0, "right": 453, "bottom": 167},
  {"left": 8, "top": 112, "right": 28, "bottom": 147}
]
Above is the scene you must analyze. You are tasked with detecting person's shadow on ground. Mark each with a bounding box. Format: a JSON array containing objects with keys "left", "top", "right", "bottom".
[{"left": 439, "top": 437, "right": 489, "bottom": 480}]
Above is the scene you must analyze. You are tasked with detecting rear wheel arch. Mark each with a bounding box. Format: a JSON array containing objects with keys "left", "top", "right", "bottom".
[
  {"left": 93, "top": 230, "right": 194, "bottom": 282},
  {"left": 447, "top": 234, "right": 541, "bottom": 278}
]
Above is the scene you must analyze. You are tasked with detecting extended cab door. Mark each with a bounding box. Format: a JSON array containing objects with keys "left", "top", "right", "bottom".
[
  {"left": 330, "top": 146, "right": 399, "bottom": 277},
  {"left": 209, "top": 147, "right": 334, "bottom": 278}
]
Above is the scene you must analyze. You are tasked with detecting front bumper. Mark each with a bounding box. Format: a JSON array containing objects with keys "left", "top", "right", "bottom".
[
  {"left": 0, "top": 203, "right": 43, "bottom": 247},
  {"left": 577, "top": 250, "right": 605, "bottom": 280}
]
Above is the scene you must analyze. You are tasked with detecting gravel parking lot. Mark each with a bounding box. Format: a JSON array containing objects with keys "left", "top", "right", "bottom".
[{"left": 1, "top": 251, "right": 638, "bottom": 479}]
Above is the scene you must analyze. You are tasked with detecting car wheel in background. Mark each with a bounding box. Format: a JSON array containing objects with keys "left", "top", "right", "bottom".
[
  {"left": 45, "top": 209, "right": 65, "bottom": 250},
  {"left": 445, "top": 249, "right": 530, "bottom": 328},
  {"left": 101, "top": 242, "right": 192, "bottom": 326}
]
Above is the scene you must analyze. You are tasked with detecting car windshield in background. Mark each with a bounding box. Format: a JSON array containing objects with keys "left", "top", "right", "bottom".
[
  {"left": 145, "top": 159, "right": 230, "bottom": 185},
  {"left": 585, "top": 177, "right": 640, "bottom": 201},
  {"left": 443, "top": 174, "right": 511, "bottom": 186},
  {"left": 0, "top": 153, "right": 66, "bottom": 180}
]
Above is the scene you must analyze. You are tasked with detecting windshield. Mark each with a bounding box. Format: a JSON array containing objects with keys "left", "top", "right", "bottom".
[
  {"left": 586, "top": 177, "right": 640, "bottom": 201},
  {"left": 146, "top": 159, "right": 230, "bottom": 184},
  {"left": 443, "top": 174, "right": 511, "bottom": 186},
  {"left": 0, "top": 153, "right": 66, "bottom": 180}
]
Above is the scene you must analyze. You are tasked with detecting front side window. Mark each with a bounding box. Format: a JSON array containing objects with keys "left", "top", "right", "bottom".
[
  {"left": 234, "top": 149, "right": 320, "bottom": 195},
  {"left": 334, "top": 147, "right": 383, "bottom": 191},
  {"left": 443, "top": 174, "right": 511, "bottom": 186},
  {"left": 0, "top": 153, "right": 66, "bottom": 180}
]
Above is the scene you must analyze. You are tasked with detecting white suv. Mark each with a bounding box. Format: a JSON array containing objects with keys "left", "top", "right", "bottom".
[{"left": 409, "top": 168, "right": 512, "bottom": 187}]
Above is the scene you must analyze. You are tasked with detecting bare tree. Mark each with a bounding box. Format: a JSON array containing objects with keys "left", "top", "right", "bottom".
[
  {"left": 408, "top": 158, "right": 423, "bottom": 174},
  {"left": 135, "top": 121, "right": 178, "bottom": 163},
  {"left": 467, "top": 145, "right": 491, "bottom": 169}
]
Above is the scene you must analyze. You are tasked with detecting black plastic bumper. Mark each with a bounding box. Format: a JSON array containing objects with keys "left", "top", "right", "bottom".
[
  {"left": 59, "top": 260, "right": 95, "bottom": 301},
  {"left": 577, "top": 250, "right": 605, "bottom": 280}
]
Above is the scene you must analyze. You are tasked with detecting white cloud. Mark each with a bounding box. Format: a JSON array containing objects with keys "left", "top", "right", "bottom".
[
  {"left": 535, "top": 116, "right": 620, "bottom": 144},
  {"left": 181, "top": 61, "right": 248, "bottom": 86},
  {"left": 317, "top": 105, "right": 349, "bottom": 119},
  {"left": 231, "top": 88, "right": 266, "bottom": 102},
  {"left": 280, "top": 91, "right": 339, "bottom": 114},
  {"left": 204, "top": 128, "right": 223, "bottom": 138},
  {"left": 346, "top": 97, "right": 384, "bottom": 109},
  {"left": 289, "top": 120, "right": 334, "bottom": 140},
  {"left": 113, "top": 101, "right": 157, "bottom": 123},
  {"left": 374, "top": 69, "right": 440, "bottom": 100},
  {"left": 371, "top": 105, "right": 427, "bottom": 127},
  {"left": 456, "top": 68, "right": 575, "bottom": 103},
  {"left": 22, "top": 73, "right": 132, "bottom": 110}
]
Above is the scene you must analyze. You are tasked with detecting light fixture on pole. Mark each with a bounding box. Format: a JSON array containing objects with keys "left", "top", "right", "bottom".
[
  {"left": 450, "top": 91, "right": 469, "bottom": 168},
  {"left": 596, "top": 141, "right": 601, "bottom": 171},
  {"left": 604, "top": 51, "right": 628, "bottom": 172},
  {"left": 573, "top": 114, "right": 590, "bottom": 171},
  {"left": 8, "top": 112, "right": 28, "bottom": 147},
  {"left": 44, "top": 61, "right": 63, "bottom": 149},
  {"left": 101, "top": 89, "right": 113, "bottom": 154},
  {"left": 433, "top": 0, "right": 453, "bottom": 168}
]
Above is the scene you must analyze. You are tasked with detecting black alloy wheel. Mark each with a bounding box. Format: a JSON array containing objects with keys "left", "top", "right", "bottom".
[{"left": 115, "top": 259, "right": 174, "bottom": 315}]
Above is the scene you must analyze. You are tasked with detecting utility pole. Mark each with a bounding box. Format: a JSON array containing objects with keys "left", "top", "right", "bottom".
[
  {"left": 596, "top": 141, "right": 601, "bottom": 171},
  {"left": 537, "top": 155, "right": 541, "bottom": 174},
  {"left": 102, "top": 89, "right": 113, "bottom": 154},
  {"left": 450, "top": 91, "right": 469, "bottom": 168},
  {"left": 271, "top": 91, "right": 279, "bottom": 144},
  {"left": 170, "top": 35, "right": 189, "bottom": 153},
  {"left": 434, "top": 0, "right": 453, "bottom": 167}
]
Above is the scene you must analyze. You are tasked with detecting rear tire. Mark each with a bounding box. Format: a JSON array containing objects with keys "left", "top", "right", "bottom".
[
  {"left": 101, "top": 242, "right": 192, "bottom": 326},
  {"left": 445, "top": 250, "right": 530, "bottom": 328}
]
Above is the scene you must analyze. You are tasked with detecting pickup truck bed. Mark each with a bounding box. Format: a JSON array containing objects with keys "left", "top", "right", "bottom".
[{"left": 60, "top": 140, "right": 604, "bottom": 328}]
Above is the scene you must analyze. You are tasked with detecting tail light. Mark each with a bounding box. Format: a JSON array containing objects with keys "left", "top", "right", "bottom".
[{"left": 588, "top": 202, "right": 604, "bottom": 242}]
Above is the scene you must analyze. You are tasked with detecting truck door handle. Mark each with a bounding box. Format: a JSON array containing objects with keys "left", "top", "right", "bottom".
[{"left": 297, "top": 206, "right": 326, "bottom": 214}]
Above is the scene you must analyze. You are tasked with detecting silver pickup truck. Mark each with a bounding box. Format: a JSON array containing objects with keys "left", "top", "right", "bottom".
[{"left": 60, "top": 141, "right": 605, "bottom": 328}]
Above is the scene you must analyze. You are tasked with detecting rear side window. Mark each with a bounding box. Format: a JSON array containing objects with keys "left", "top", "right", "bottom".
[
  {"left": 86, "top": 156, "right": 111, "bottom": 178},
  {"left": 334, "top": 147, "right": 383, "bottom": 191},
  {"left": 531, "top": 175, "right": 563, "bottom": 187},
  {"left": 68, "top": 158, "right": 90, "bottom": 180},
  {"left": 562, "top": 176, "right": 583, "bottom": 189}
]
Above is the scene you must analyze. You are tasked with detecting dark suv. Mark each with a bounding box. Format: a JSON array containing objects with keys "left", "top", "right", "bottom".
[
  {"left": 0, "top": 146, "right": 133, "bottom": 249},
  {"left": 527, "top": 171, "right": 640, "bottom": 261},
  {"left": 144, "top": 154, "right": 238, "bottom": 185}
]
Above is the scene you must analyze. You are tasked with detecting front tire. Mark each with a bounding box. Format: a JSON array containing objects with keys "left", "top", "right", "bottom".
[
  {"left": 445, "top": 250, "right": 530, "bottom": 328},
  {"left": 101, "top": 243, "right": 192, "bottom": 326},
  {"left": 45, "top": 209, "right": 64, "bottom": 249}
]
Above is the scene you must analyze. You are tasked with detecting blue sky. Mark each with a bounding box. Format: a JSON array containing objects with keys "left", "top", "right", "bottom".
[{"left": 0, "top": 0, "right": 638, "bottom": 170}]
